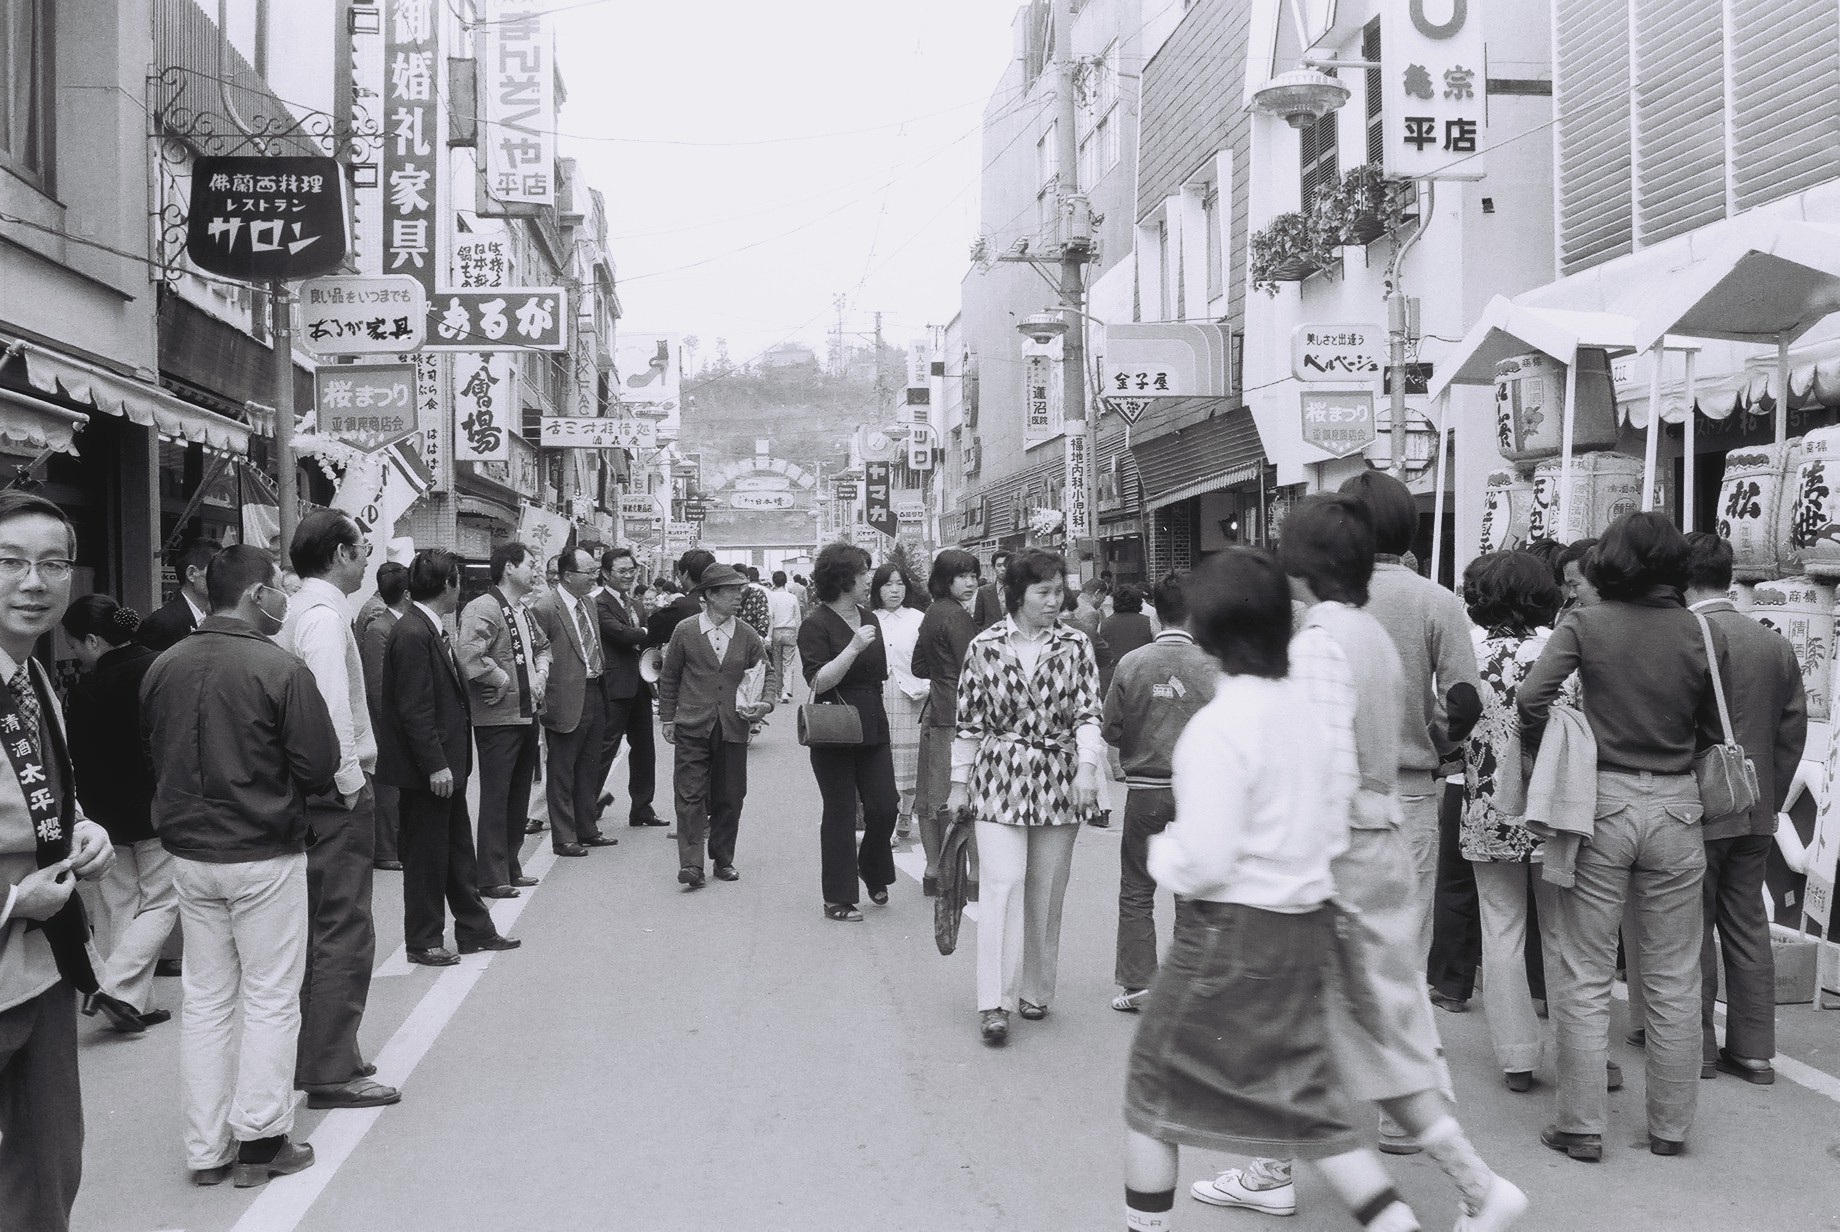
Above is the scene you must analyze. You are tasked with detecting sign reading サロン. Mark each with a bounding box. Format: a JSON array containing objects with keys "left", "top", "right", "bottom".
[{"left": 186, "top": 156, "right": 350, "bottom": 281}]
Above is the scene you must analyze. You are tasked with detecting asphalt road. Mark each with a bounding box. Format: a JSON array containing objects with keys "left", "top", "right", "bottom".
[{"left": 63, "top": 712, "right": 1840, "bottom": 1231}]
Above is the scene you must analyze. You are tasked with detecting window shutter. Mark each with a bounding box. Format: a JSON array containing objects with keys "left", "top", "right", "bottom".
[
  {"left": 1633, "top": 0, "right": 1724, "bottom": 245},
  {"left": 1556, "top": 0, "right": 1633, "bottom": 273},
  {"left": 1731, "top": 0, "right": 1840, "bottom": 210}
]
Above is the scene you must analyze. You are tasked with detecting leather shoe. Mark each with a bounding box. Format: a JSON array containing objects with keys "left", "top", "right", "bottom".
[
  {"left": 304, "top": 1078, "right": 401, "bottom": 1109},
  {"left": 373, "top": 860, "right": 404, "bottom": 872},
  {"left": 1649, "top": 1135, "right": 1685, "bottom": 1156},
  {"left": 980, "top": 1008, "right": 1009, "bottom": 1045},
  {"left": 512, "top": 875, "right": 539, "bottom": 887},
  {"left": 1716, "top": 1049, "right": 1775, "bottom": 1084},
  {"left": 233, "top": 1139, "right": 314, "bottom": 1188},
  {"left": 553, "top": 843, "right": 589, "bottom": 857},
  {"left": 1540, "top": 1125, "right": 1603, "bottom": 1162},
  {"left": 579, "top": 834, "right": 618, "bottom": 847},
  {"left": 1428, "top": 988, "right": 1470, "bottom": 1013},
  {"left": 629, "top": 816, "right": 668, "bottom": 827},
  {"left": 524, "top": 819, "right": 546, "bottom": 834},
  {"left": 479, "top": 884, "right": 520, "bottom": 899},
  {"left": 192, "top": 1164, "right": 233, "bottom": 1186},
  {"left": 678, "top": 867, "right": 706, "bottom": 890},
  {"left": 596, "top": 791, "right": 615, "bottom": 813},
  {"left": 406, "top": 947, "right": 460, "bottom": 967},
  {"left": 82, "top": 991, "right": 146, "bottom": 1033},
  {"left": 714, "top": 864, "right": 739, "bottom": 881},
  {"left": 137, "top": 1008, "right": 172, "bottom": 1028},
  {"left": 458, "top": 935, "right": 521, "bottom": 954}
]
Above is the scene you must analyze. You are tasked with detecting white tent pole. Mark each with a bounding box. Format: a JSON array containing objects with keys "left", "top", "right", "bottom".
[
  {"left": 1777, "top": 333, "right": 1791, "bottom": 446},
  {"left": 1558, "top": 354, "right": 1579, "bottom": 539},
  {"left": 1643, "top": 345, "right": 1663, "bottom": 512},
  {"left": 1431, "top": 388, "right": 1450, "bottom": 583},
  {"left": 1682, "top": 350, "right": 1697, "bottom": 531}
]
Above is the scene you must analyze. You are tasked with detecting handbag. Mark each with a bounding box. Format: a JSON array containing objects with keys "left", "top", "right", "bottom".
[
  {"left": 1691, "top": 612, "right": 1760, "bottom": 822},
  {"left": 935, "top": 807, "right": 978, "bottom": 955},
  {"left": 797, "top": 689, "right": 864, "bottom": 747}
]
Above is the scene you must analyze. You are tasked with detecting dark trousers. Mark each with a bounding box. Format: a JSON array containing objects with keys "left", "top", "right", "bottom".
[
  {"left": 0, "top": 981, "right": 80, "bottom": 1232},
  {"left": 296, "top": 790, "right": 377, "bottom": 1087},
  {"left": 1428, "top": 778, "right": 1482, "bottom": 999},
  {"left": 1703, "top": 834, "right": 1776, "bottom": 1061},
  {"left": 1116, "top": 787, "right": 1175, "bottom": 990},
  {"left": 600, "top": 688, "right": 659, "bottom": 823},
  {"left": 398, "top": 785, "right": 497, "bottom": 952},
  {"left": 674, "top": 726, "right": 747, "bottom": 871},
  {"left": 475, "top": 723, "right": 539, "bottom": 888},
  {"left": 811, "top": 741, "right": 899, "bottom": 905},
  {"left": 544, "top": 685, "right": 607, "bottom": 847},
  {"left": 372, "top": 781, "right": 401, "bottom": 865}
]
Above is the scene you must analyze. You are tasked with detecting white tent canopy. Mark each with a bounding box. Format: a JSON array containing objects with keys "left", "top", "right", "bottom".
[
  {"left": 1427, "top": 297, "right": 1640, "bottom": 400},
  {"left": 1631, "top": 217, "right": 1840, "bottom": 353}
]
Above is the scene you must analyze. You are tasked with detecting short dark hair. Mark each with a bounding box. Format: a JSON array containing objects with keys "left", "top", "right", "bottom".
[
  {"left": 289, "top": 510, "right": 359, "bottom": 580},
  {"left": 1554, "top": 537, "right": 1599, "bottom": 585},
  {"left": 1279, "top": 494, "right": 1375, "bottom": 607},
  {"left": 61, "top": 593, "right": 140, "bottom": 646},
  {"left": 489, "top": 541, "right": 530, "bottom": 585},
  {"left": 1587, "top": 512, "right": 1691, "bottom": 601},
  {"left": 927, "top": 548, "right": 980, "bottom": 599},
  {"left": 408, "top": 548, "right": 462, "bottom": 602},
  {"left": 601, "top": 546, "right": 636, "bottom": 574},
  {"left": 1150, "top": 572, "right": 1189, "bottom": 625},
  {"left": 745, "top": 565, "right": 761, "bottom": 582},
  {"left": 376, "top": 561, "right": 409, "bottom": 605},
  {"left": 1187, "top": 548, "right": 1290, "bottom": 680},
  {"left": 991, "top": 550, "right": 1011, "bottom": 569},
  {"left": 1112, "top": 584, "right": 1144, "bottom": 614},
  {"left": 811, "top": 541, "right": 871, "bottom": 602},
  {"left": 206, "top": 544, "right": 277, "bottom": 612},
  {"left": 771, "top": 570, "right": 787, "bottom": 586},
  {"left": 1522, "top": 536, "right": 1565, "bottom": 574},
  {"left": 677, "top": 549, "right": 715, "bottom": 585},
  {"left": 0, "top": 489, "right": 76, "bottom": 557},
  {"left": 1339, "top": 469, "right": 1417, "bottom": 557},
  {"left": 1002, "top": 548, "right": 1064, "bottom": 614},
  {"left": 871, "top": 562, "right": 922, "bottom": 610},
  {"left": 1463, "top": 551, "right": 1562, "bottom": 632},
  {"left": 1685, "top": 531, "right": 1735, "bottom": 593},
  {"left": 173, "top": 538, "right": 221, "bottom": 580}
]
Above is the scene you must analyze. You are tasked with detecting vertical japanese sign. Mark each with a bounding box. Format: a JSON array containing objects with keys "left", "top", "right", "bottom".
[
  {"left": 1064, "top": 431, "right": 1090, "bottom": 542},
  {"left": 452, "top": 230, "right": 514, "bottom": 462},
  {"left": 864, "top": 461, "right": 896, "bottom": 540},
  {"left": 383, "top": 0, "right": 447, "bottom": 487},
  {"left": 1380, "top": 0, "right": 1486, "bottom": 179},
  {"left": 1024, "top": 352, "right": 1058, "bottom": 448},
  {"left": 481, "top": 0, "right": 555, "bottom": 208}
]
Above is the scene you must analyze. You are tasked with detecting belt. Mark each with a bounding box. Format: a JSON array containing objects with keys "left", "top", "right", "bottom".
[{"left": 988, "top": 732, "right": 1074, "bottom": 756}]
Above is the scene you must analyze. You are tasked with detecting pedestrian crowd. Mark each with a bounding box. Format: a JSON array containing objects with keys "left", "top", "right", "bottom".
[{"left": 0, "top": 465, "right": 1808, "bottom": 1232}]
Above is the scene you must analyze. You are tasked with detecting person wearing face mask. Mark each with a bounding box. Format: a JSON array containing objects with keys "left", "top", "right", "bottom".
[{"left": 140, "top": 545, "right": 341, "bottom": 1188}]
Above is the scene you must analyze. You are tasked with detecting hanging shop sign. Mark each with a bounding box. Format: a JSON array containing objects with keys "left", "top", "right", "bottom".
[
  {"left": 299, "top": 276, "right": 427, "bottom": 355},
  {"left": 1300, "top": 389, "right": 1377, "bottom": 458},
  {"left": 729, "top": 490, "right": 797, "bottom": 511},
  {"left": 664, "top": 525, "right": 701, "bottom": 549},
  {"left": 1380, "top": 0, "right": 1488, "bottom": 180},
  {"left": 538, "top": 416, "right": 657, "bottom": 450},
  {"left": 480, "top": 0, "right": 555, "bottom": 209},
  {"left": 1100, "top": 323, "right": 1231, "bottom": 398},
  {"left": 425, "top": 288, "right": 569, "bottom": 352},
  {"left": 381, "top": 4, "right": 440, "bottom": 288},
  {"left": 185, "top": 155, "right": 351, "bottom": 281},
  {"left": 895, "top": 504, "right": 926, "bottom": 524},
  {"left": 314, "top": 363, "right": 418, "bottom": 451},
  {"left": 833, "top": 482, "right": 859, "bottom": 500},
  {"left": 1064, "top": 431, "right": 1091, "bottom": 540},
  {"left": 616, "top": 335, "right": 682, "bottom": 413},
  {"left": 453, "top": 236, "right": 510, "bottom": 288},
  {"left": 617, "top": 494, "right": 656, "bottom": 519},
  {"left": 907, "top": 425, "right": 935, "bottom": 471},
  {"left": 1024, "top": 352, "right": 1058, "bottom": 448},
  {"left": 864, "top": 461, "right": 896, "bottom": 539},
  {"left": 682, "top": 505, "right": 708, "bottom": 523},
  {"left": 1291, "top": 324, "right": 1386, "bottom": 382},
  {"left": 1102, "top": 396, "right": 1152, "bottom": 425},
  {"left": 517, "top": 502, "right": 572, "bottom": 560},
  {"left": 453, "top": 353, "right": 514, "bottom": 462}
]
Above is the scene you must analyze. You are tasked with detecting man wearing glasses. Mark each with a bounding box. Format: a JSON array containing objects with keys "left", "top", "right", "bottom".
[
  {"left": 528, "top": 548, "right": 618, "bottom": 856},
  {"left": 277, "top": 512, "right": 400, "bottom": 1111},
  {"left": 593, "top": 547, "right": 661, "bottom": 828}
]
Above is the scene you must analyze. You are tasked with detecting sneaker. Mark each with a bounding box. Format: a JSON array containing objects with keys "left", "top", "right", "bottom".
[
  {"left": 1378, "top": 1112, "right": 1420, "bottom": 1155},
  {"left": 1454, "top": 1174, "right": 1528, "bottom": 1232},
  {"left": 1191, "top": 1165, "right": 1297, "bottom": 1216}
]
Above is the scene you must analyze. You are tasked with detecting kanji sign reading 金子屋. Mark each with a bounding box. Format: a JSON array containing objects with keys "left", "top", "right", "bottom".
[
  {"left": 481, "top": 0, "right": 555, "bottom": 208},
  {"left": 1292, "top": 324, "right": 1386, "bottom": 382},
  {"left": 424, "top": 288, "right": 568, "bottom": 351},
  {"left": 864, "top": 461, "right": 896, "bottom": 539},
  {"left": 314, "top": 364, "right": 418, "bottom": 451},
  {"left": 1024, "top": 353, "right": 1057, "bottom": 448},
  {"left": 1300, "top": 390, "right": 1377, "bottom": 458},
  {"left": 185, "top": 156, "right": 350, "bottom": 281},
  {"left": 383, "top": 1, "right": 440, "bottom": 285},
  {"left": 299, "top": 276, "right": 427, "bottom": 355},
  {"left": 1381, "top": 0, "right": 1487, "bottom": 179},
  {"left": 537, "top": 417, "right": 658, "bottom": 450},
  {"left": 453, "top": 353, "right": 514, "bottom": 462}
]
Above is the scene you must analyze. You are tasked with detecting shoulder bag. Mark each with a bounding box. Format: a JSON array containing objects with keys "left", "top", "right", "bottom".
[{"left": 1691, "top": 612, "right": 1759, "bottom": 822}]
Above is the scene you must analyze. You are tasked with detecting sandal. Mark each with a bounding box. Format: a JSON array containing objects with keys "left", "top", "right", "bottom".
[
  {"left": 1111, "top": 988, "right": 1150, "bottom": 1013},
  {"left": 868, "top": 886, "right": 889, "bottom": 906},
  {"left": 823, "top": 903, "right": 863, "bottom": 922},
  {"left": 1019, "top": 1000, "right": 1048, "bottom": 1020}
]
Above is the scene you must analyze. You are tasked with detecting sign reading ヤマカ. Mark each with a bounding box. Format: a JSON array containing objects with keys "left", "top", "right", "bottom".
[
  {"left": 185, "top": 156, "right": 350, "bottom": 281},
  {"left": 300, "top": 276, "right": 427, "bottom": 355},
  {"left": 864, "top": 461, "right": 896, "bottom": 539},
  {"left": 314, "top": 364, "right": 418, "bottom": 452}
]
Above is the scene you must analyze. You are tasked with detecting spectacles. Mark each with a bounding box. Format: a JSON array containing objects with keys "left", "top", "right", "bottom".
[
  {"left": 563, "top": 568, "right": 595, "bottom": 578},
  {"left": 347, "top": 540, "right": 374, "bottom": 558},
  {"left": 0, "top": 558, "right": 74, "bottom": 582}
]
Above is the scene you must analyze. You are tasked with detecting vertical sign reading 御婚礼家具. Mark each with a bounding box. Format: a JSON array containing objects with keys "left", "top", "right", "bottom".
[
  {"left": 1380, "top": 0, "right": 1487, "bottom": 180},
  {"left": 482, "top": 0, "right": 555, "bottom": 209}
]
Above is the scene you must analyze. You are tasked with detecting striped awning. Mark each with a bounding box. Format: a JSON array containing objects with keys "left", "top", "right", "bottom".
[
  {"left": 1130, "top": 403, "right": 1266, "bottom": 507},
  {"left": 10, "top": 340, "right": 251, "bottom": 455}
]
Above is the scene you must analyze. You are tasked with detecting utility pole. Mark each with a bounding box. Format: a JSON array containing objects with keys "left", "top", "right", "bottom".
[
  {"left": 1052, "top": 0, "right": 1097, "bottom": 562},
  {"left": 270, "top": 281, "right": 298, "bottom": 550},
  {"left": 873, "top": 310, "right": 886, "bottom": 418},
  {"left": 832, "top": 293, "right": 847, "bottom": 376}
]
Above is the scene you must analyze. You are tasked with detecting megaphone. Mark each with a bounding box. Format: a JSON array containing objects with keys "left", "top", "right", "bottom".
[{"left": 639, "top": 646, "right": 663, "bottom": 684}]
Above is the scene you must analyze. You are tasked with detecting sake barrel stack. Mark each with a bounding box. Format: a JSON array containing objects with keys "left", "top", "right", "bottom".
[
  {"left": 1752, "top": 577, "right": 1836, "bottom": 725},
  {"left": 1716, "top": 442, "right": 1796, "bottom": 582},
  {"left": 1729, "top": 583, "right": 1755, "bottom": 612},
  {"left": 1493, "top": 351, "right": 1620, "bottom": 462},
  {"left": 1528, "top": 452, "right": 1646, "bottom": 543},
  {"left": 1790, "top": 426, "right": 1840, "bottom": 580},
  {"left": 1479, "top": 468, "right": 1535, "bottom": 553}
]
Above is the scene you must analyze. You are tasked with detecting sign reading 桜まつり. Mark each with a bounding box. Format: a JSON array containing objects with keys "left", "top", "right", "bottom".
[
  {"left": 314, "top": 364, "right": 418, "bottom": 451},
  {"left": 1300, "top": 390, "right": 1377, "bottom": 458}
]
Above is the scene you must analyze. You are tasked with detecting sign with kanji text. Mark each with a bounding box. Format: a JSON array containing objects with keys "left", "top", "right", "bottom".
[
  {"left": 185, "top": 156, "right": 350, "bottom": 281},
  {"left": 1064, "top": 431, "right": 1091, "bottom": 540},
  {"left": 864, "top": 461, "right": 896, "bottom": 539},
  {"left": 617, "top": 494, "right": 656, "bottom": 519},
  {"left": 299, "top": 276, "right": 427, "bottom": 356},
  {"left": 481, "top": 0, "right": 555, "bottom": 208},
  {"left": 453, "top": 353, "right": 514, "bottom": 462},
  {"left": 729, "top": 491, "right": 796, "bottom": 511},
  {"left": 834, "top": 482, "right": 858, "bottom": 500},
  {"left": 1024, "top": 352, "right": 1058, "bottom": 448},
  {"left": 538, "top": 417, "right": 658, "bottom": 450},
  {"left": 453, "top": 236, "right": 510, "bottom": 289},
  {"left": 517, "top": 503, "right": 572, "bottom": 561},
  {"left": 314, "top": 364, "right": 418, "bottom": 451},
  {"left": 1381, "top": 0, "right": 1487, "bottom": 179},
  {"left": 426, "top": 288, "right": 568, "bottom": 352},
  {"left": 1292, "top": 324, "right": 1385, "bottom": 382},
  {"left": 1300, "top": 390, "right": 1377, "bottom": 459},
  {"left": 382, "top": 2, "right": 440, "bottom": 287}
]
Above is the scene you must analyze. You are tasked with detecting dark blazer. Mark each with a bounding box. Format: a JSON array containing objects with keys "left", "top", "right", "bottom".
[
  {"left": 377, "top": 605, "right": 473, "bottom": 789},
  {"left": 354, "top": 597, "right": 398, "bottom": 724},
  {"left": 137, "top": 595, "right": 199, "bottom": 653},
  {"left": 66, "top": 643, "right": 160, "bottom": 844},
  {"left": 595, "top": 587, "right": 650, "bottom": 700},
  {"left": 911, "top": 596, "right": 977, "bottom": 727},
  {"left": 972, "top": 583, "right": 1005, "bottom": 632},
  {"left": 657, "top": 615, "right": 778, "bottom": 743},
  {"left": 798, "top": 604, "right": 891, "bottom": 745},
  {"left": 1698, "top": 600, "right": 1808, "bottom": 838},
  {"left": 647, "top": 594, "right": 700, "bottom": 648}
]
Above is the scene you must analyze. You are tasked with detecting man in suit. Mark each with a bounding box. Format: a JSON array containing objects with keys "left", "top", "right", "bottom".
[
  {"left": 528, "top": 547, "right": 618, "bottom": 857},
  {"left": 657, "top": 564, "right": 779, "bottom": 889},
  {"left": 139, "top": 540, "right": 220, "bottom": 654},
  {"left": 972, "top": 549, "right": 1010, "bottom": 631},
  {"left": 376, "top": 549, "right": 518, "bottom": 966},
  {"left": 355, "top": 562, "right": 410, "bottom": 870},
  {"left": 457, "top": 542, "right": 550, "bottom": 898},
  {"left": 594, "top": 546, "right": 661, "bottom": 827}
]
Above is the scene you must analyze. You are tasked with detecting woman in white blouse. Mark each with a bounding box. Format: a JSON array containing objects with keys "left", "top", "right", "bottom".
[{"left": 871, "top": 563, "right": 928, "bottom": 834}]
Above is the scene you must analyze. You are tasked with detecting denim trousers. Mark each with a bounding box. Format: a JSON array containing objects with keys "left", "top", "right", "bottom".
[
  {"left": 1549, "top": 770, "right": 1705, "bottom": 1142},
  {"left": 1115, "top": 788, "right": 1175, "bottom": 990},
  {"left": 1471, "top": 859, "right": 1559, "bottom": 1073}
]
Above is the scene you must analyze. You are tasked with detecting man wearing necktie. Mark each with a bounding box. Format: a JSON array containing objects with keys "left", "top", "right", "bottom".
[
  {"left": 594, "top": 547, "right": 661, "bottom": 828},
  {"left": 528, "top": 547, "right": 618, "bottom": 857}
]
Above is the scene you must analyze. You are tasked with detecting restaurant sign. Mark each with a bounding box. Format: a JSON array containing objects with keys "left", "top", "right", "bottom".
[{"left": 186, "top": 155, "right": 350, "bottom": 281}]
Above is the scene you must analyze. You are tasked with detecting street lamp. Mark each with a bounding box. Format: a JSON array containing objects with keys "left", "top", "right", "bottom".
[{"left": 1249, "top": 68, "right": 1351, "bottom": 129}]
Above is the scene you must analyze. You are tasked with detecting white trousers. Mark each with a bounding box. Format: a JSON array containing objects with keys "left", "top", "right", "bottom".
[
  {"left": 975, "top": 822, "right": 1079, "bottom": 1012},
  {"left": 97, "top": 839, "right": 178, "bottom": 1014},
  {"left": 1396, "top": 791, "right": 1442, "bottom": 974},
  {"left": 1472, "top": 859, "right": 1559, "bottom": 1073},
  {"left": 174, "top": 853, "right": 309, "bottom": 1169}
]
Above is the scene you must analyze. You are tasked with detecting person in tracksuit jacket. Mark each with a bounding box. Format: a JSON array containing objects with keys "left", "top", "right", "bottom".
[{"left": 1100, "top": 571, "right": 1217, "bottom": 1013}]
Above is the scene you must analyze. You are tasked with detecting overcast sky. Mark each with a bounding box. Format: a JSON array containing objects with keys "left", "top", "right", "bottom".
[{"left": 549, "top": 1, "right": 1022, "bottom": 370}]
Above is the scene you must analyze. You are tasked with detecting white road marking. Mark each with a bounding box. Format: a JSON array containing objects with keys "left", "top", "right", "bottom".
[
  {"left": 1613, "top": 979, "right": 1840, "bottom": 1105},
  {"left": 891, "top": 846, "right": 976, "bottom": 921}
]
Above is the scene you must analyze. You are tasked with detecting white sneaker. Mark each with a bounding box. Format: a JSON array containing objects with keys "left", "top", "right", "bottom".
[
  {"left": 1454, "top": 1175, "right": 1528, "bottom": 1232},
  {"left": 1190, "top": 1168, "right": 1297, "bottom": 1217},
  {"left": 1378, "top": 1112, "right": 1421, "bottom": 1155}
]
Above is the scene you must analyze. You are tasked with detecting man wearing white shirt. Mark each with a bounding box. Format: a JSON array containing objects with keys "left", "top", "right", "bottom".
[
  {"left": 278, "top": 512, "right": 400, "bottom": 1110},
  {"left": 767, "top": 571, "right": 801, "bottom": 704}
]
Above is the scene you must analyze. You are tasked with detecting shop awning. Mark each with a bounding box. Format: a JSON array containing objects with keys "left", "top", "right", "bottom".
[
  {"left": 455, "top": 494, "right": 518, "bottom": 526},
  {"left": 1426, "top": 296, "right": 1640, "bottom": 400},
  {"left": 0, "top": 387, "right": 89, "bottom": 456},
  {"left": 14, "top": 342, "right": 252, "bottom": 455},
  {"left": 1631, "top": 217, "right": 1840, "bottom": 352},
  {"left": 1130, "top": 403, "right": 1265, "bottom": 508}
]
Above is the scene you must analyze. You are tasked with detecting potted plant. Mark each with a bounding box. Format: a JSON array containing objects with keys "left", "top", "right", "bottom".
[
  {"left": 1323, "top": 164, "right": 1418, "bottom": 246},
  {"left": 1249, "top": 210, "right": 1338, "bottom": 295}
]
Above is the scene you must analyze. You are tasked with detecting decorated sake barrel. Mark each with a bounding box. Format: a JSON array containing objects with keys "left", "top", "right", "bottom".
[
  {"left": 1751, "top": 577, "right": 1835, "bottom": 724},
  {"left": 1492, "top": 350, "right": 1620, "bottom": 462},
  {"left": 1478, "top": 468, "right": 1535, "bottom": 554},
  {"left": 1790, "top": 426, "right": 1840, "bottom": 580},
  {"left": 1716, "top": 442, "right": 1794, "bottom": 582},
  {"left": 1528, "top": 452, "right": 1645, "bottom": 543}
]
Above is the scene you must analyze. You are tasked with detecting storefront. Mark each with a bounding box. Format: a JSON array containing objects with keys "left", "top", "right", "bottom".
[{"left": 1129, "top": 402, "right": 1268, "bottom": 575}]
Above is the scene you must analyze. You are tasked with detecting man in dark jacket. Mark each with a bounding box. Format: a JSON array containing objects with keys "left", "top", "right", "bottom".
[
  {"left": 594, "top": 546, "right": 661, "bottom": 827},
  {"left": 972, "top": 549, "right": 1010, "bottom": 631},
  {"left": 138, "top": 540, "right": 220, "bottom": 653},
  {"left": 376, "top": 549, "right": 518, "bottom": 966},
  {"left": 355, "top": 561, "right": 409, "bottom": 870},
  {"left": 1685, "top": 533, "right": 1807, "bottom": 1086},
  {"left": 141, "top": 544, "right": 341, "bottom": 1188}
]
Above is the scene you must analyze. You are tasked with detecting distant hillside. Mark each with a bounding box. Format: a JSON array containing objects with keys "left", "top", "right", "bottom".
[{"left": 678, "top": 345, "right": 903, "bottom": 476}]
